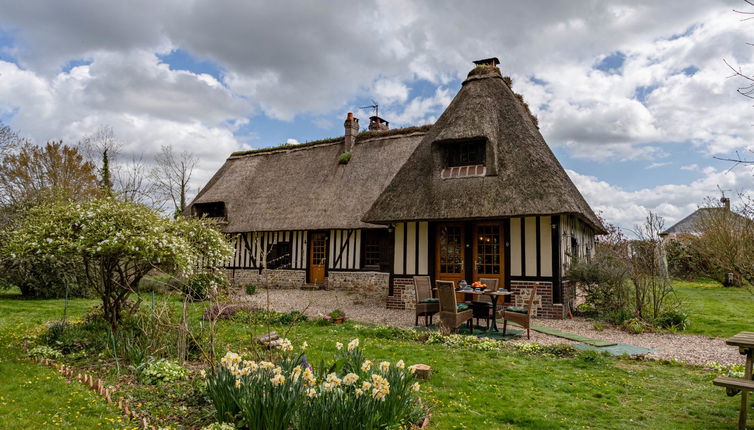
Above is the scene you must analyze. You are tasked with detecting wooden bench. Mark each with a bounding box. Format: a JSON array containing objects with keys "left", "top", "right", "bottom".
[
  {"left": 715, "top": 332, "right": 754, "bottom": 430},
  {"left": 713, "top": 376, "right": 754, "bottom": 397}
]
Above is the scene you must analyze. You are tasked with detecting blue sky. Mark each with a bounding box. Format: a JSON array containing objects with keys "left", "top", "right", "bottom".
[{"left": 0, "top": 1, "right": 752, "bottom": 232}]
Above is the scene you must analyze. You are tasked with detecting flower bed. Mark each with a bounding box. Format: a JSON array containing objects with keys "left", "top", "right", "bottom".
[{"left": 205, "top": 338, "right": 426, "bottom": 430}]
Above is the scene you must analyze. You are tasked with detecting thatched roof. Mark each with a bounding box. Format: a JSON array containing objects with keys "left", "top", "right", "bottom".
[
  {"left": 188, "top": 127, "right": 428, "bottom": 232},
  {"left": 363, "top": 66, "right": 605, "bottom": 233}
]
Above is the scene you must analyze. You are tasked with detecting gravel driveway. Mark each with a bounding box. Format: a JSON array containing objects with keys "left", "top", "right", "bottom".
[{"left": 236, "top": 288, "right": 744, "bottom": 366}]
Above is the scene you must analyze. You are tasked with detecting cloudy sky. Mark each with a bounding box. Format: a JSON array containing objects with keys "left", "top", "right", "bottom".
[{"left": 1, "top": 1, "right": 753, "bottom": 232}]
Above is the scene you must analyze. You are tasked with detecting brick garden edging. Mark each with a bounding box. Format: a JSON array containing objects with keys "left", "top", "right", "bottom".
[{"left": 32, "top": 357, "right": 155, "bottom": 430}]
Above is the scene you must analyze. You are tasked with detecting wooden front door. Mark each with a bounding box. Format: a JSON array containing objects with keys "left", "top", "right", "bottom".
[
  {"left": 309, "top": 232, "right": 327, "bottom": 284},
  {"left": 472, "top": 222, "right": 504, "bottom": 287},
  {"left": 435, "top": 224, "right": 465, "bottom": 285}
]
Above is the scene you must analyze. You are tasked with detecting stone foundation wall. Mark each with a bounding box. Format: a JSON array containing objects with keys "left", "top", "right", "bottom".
[
  {"left": 225, "top": 268, "right": 306, "bottom": 289},
  {"left": 327, "top": 271, "right": 389, "bottom": 298},
  {"left": 509, "top": 280, "right": 565, "bottom": 319},
  {"left": 386, "top": 277, "right": 416, "bottom": 310}
]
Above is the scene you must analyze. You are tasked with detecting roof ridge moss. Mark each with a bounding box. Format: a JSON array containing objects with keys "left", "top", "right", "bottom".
[{"left": 230, "top": 124, "right": 432, "bottom": 157}]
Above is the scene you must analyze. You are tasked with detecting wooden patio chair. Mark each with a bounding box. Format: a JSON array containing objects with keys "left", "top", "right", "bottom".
[
  {"left": 471, "top": 278, "right": 499, "bottom": 329},
  {"left": 437, "top": 280, "right": 473, "bottom": 334},
  {"left": 502, "top": 283, "right": 538, "bottom": 339},
  {"left": 413, "top": 276, "right": 439, "bottom": 326}
]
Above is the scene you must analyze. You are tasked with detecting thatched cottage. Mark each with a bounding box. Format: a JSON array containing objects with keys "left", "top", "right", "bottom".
[{"left": 189, "top": 58, "right": 604, "bottom": 319}]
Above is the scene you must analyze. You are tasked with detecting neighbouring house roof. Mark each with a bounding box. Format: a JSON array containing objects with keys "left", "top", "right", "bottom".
[
  {"left": 363, "top": 65, "right": 605, "bottom": 233},
  {"left": 189, "top": 126, "right": 430, "bottom": 232},
  {"left": 660, "top": 207, "right": 751, "bottom": 237}
]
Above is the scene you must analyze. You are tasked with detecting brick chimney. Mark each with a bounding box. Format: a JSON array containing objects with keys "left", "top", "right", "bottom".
[
  {"left": 721, "top": 196, "right": 731, "bottom": 210},
  {"left": 368, "top": 116, "right": 389, "bottom": 131},
  {"left": 344, "top": 112, "right": 359, "bottom": 152}
]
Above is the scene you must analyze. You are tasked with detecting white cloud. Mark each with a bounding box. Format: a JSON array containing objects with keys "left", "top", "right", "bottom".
[
  {"left": 286, "top": 138, "right": 300, "bottom": 145},
  {"left": 568, "top": 166, "right": 754, "bottom": 234}
]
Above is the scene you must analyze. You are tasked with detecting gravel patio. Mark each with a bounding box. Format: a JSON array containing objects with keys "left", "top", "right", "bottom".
[{"left": 236, "top": 288, "right": 744, "bottom": 366}]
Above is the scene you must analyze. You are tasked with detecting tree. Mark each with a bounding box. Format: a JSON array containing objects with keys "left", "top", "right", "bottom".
[
  {"left": 1, "top": 198, "right": 233, "bottom": 330},
  {"left": 81, "top": 126, "right": 161, "bottom": 208},
  {"left": 687, "top": 197, "right": 754, "bottom": 286},
  {"left": 152, "top": 145, "right": 198, "bottom": 216},
  {"left": 0, "top": 141, "right": 99, "bottom": 207},
  {"left": 0, "top": 120, "right": 25, "bottom": 158}
]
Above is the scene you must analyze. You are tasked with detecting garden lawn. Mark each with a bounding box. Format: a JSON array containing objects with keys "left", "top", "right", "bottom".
[
  {"left": 674, "top": 279, "right": 754, "bottom": 338},
  {"left": 0, "top": 292, "right": 127, "bottom": 428},
  {"left": 0, "top": 289, "right": 746, "bottom": 429}
]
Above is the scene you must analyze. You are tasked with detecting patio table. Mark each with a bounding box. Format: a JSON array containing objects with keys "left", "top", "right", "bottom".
[{"left": 458, "top": 289, "right": 512, "bottom": 332}]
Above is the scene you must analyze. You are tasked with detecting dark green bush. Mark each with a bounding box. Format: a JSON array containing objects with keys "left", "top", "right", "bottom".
[
  {"left": 183, "top": 272, "right": 228, "bottom": 300},
  {"left": 655, "top": 309, "right": 689, "bottom": 331},
  {"left": 664, "top": 238, "right": 708, "bottom": 281},
  {"left": 0, "top": 255, "right": 92, "bottom": 298},
  {"left": 244, "top": 284, "right": 256, "bottom": 295}
]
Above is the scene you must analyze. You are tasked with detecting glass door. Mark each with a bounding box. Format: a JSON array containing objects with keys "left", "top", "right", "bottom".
[
  {"left": 472, "top": 223, "right": 503, "bottom": 287},
  {"left": 436, "top": 224, "right": 465, "bottom": 285}
]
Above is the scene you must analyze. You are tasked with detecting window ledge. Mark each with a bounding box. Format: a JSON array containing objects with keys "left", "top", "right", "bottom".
[{"left": 441, "top": 165, "right": 486, "bottom": 179}]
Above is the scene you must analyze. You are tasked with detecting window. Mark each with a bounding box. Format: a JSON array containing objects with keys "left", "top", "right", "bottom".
[
  {"left": 446, "top": 140, "right": 485, "bottom": 167},
  {"left": 192, "top": 202, "right": 226, "bottom": 218},
  {"left": 361, "top": 229, "right": 391, "bottom": 271},
  {"left": 439, "top": 225, "right": 464, "bottom": 274},
  {"left": 570, "top": 236, "right": 579, "bottom": 259},
  {"left": 266, "top": 242, "right": 291, "bottom": 269},
  {"left": 475, "top": 225, "right": 501, "bottom": 275}
]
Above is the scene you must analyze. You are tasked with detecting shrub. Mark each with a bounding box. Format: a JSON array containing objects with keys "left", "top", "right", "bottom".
[
  {"left": 622, "top": 318, "right": 650, "bottom": 334},
  {"left": 140, "top": 358, "right": 188, "bottom": 384},
  {"left": 244, "top": 284, "right": 257, "bottom": 295},
  {"left": 655, "top": 309, "right": 689, "bottom": 331},
  {"left": 184, "top": 272, "right": 228, "bottom": 301},
  {"left": 326, "top": 309, "right": 345, "bottom": 319},
  {"left": 201, "top": 423, "right": 236, "bottom": 430},
  {"left": 205, "top": 339, "right": 425, "bottom": 430},
  {"left": 27, "top": 345, "right": 63, "bottom": 360},
  {"left": 139, "top": 274, "right": 184, "bottom": 294}
]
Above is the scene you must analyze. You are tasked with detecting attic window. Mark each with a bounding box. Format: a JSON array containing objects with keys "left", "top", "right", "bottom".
[
  {"left": 193, "top": 202, "right": 226, "bottom": 218},
  {"left": 440, "top": 139, "right": 487, "bottom": 179},
  {"left": 446, "top": 140, "right": 485, "bottom": 167}
]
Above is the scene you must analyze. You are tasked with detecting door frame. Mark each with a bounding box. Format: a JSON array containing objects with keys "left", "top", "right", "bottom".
[{"left": 307, "top": 230, "right": 329, "bottom": 284}]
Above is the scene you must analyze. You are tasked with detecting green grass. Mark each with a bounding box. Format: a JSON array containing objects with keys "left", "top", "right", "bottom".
[
  {"left": 674, "top": 278, "right": 754, "bottom": 338},
  {"left": 0, "top": 288, "right": 747, "bottom": 429},
  {"left": 0, "top": 291, "right": 127, "bottom": 428}
]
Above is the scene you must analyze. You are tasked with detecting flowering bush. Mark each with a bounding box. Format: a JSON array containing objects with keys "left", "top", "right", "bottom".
[
  {"left": 205, "top": 338, "right": 425, "bottom": 430},
  {"left": 1, "top": 198, "right": 233, "bottom": 330},
  {"left": 140, "top": 358, "right": 189, "bottom": 384},
  {"left": 184, "top": 272, "right": 228, "bottom": 301},
  {"left": 201, "top": 422, "right": 236, "bottom": 430}
]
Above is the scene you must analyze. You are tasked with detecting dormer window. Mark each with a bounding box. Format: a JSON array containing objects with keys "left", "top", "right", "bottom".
[
  {"left": 192, "top": 201, "right": 226, "bottom": 219},
  {"left": 439, "top": 139, "right": 487, "bottom": 179},
  {"left": 446, "top": 140, "right": 485, "bottom": 167}
]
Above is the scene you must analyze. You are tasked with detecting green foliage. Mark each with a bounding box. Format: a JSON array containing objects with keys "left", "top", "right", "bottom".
[
  {"left": 664, "top": 238, "right": 708, "bottom": 281},
  {"left": 233, "top": 309, "right": 308, "bottom": 325},
  {"left": 327, "top": 309, "right": 345, "bottom": 319},
  {"left": 655, "top": 308, "right": 689, "bottom": 331},
  {"left": 27, "top": 345, "right": 62, "bottom": 359},
  {"left": 140, "top": 358, "right": 188, "bottom": 384},
  {"left": 338, "top": 151, "right": 351, "bottom": 164},
  {"left": 244, "top": 284, "right": 256, "bottom": 295},
  {"left": 622, "top": 318, "right": 650, "bottom": 334},
  {"left": 201, "top": 423, "right": 236, "bottom": 430},
  {"left": 139, "top": 274, "right": 184, "bottom": 294},
  {"left": 575, "top": 349, "right": 610, "bottom": 365},
  {"left": 206, "top": 341, "right": 425, "bottom": 430},
  {"left": 184, "top": 272, "right": 228, "bottom": 301},
  {"left": 1, "top": 198, "right": 232, "bottom": 328}
]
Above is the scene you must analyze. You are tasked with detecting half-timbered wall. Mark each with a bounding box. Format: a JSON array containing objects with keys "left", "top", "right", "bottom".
[
  {"left": 227, "top": 231, "right": 308, "bottom": 270},
  {"left": 327, "top": 229, "right": 362, "bottom": 270},
  {"left": 393, "top": 221, "right": 430, "bottom": 276},
  {"left": 560, "top": 215, "right": 596, "bottom": 275},
  {"left": 508, "top": 215, "right": 554, "bottom": 279}
]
